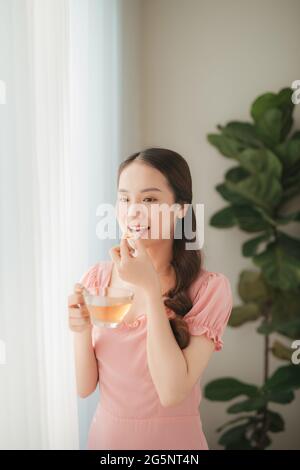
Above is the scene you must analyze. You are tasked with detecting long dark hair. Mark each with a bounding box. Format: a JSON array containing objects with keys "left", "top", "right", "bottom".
[{"left": 117, "top": 147, "right": 203, "bottom": 349}]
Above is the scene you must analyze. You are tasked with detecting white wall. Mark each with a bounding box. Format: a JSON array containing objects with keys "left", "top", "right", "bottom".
[
  {"left": 120, "top": 0, "right": 143, "bottom": 155},
  {"left": 139, "top": 0, "right": 300, "bottom": 450}
]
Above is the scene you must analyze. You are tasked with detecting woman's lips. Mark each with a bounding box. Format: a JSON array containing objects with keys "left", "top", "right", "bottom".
[
  {"left": 127, "top": 226, "right": 150, "bottom": 234},
  {"left": 124, "top": 226, "right": 149, "bottom": 249}
]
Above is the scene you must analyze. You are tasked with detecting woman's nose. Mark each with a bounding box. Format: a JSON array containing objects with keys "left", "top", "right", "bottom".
[
  {"left": 127, "top": 202, "right": 146, "bottom": 217},
  {"left": 126, "top": 204, "right": 149, "bottom": 225}
]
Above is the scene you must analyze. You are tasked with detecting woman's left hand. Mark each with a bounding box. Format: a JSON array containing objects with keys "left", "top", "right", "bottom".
[{"left": 109, "top": 237, "right": 160, "bottom": 292}]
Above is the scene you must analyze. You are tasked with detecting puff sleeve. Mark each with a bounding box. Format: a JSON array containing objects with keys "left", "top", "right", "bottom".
[
  {"left": 78, "top": 263, "right": 100, "bottom": 291},
  {"left": 184, "top": 272, "right": 233, "bottom": 351}
]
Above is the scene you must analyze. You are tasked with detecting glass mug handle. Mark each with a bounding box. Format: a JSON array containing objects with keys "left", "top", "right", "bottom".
[{"left": 79, "top": 284, "right": 99, "bottom": 299}]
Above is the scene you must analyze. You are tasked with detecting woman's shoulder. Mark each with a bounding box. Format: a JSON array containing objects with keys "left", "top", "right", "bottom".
[
  {"left": 79, "top": 259, "right": 112, "bottom": 289},
  {"left": 188, "top": 267, "right": 231, "bottom": 302},
  {"left": 184, "top": 267, "right": 233, "bottom": 351}
]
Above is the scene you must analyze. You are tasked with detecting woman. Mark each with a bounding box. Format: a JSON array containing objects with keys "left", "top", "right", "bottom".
[{"left": 68, "top": 147, "right": 233, "bottom": 450}]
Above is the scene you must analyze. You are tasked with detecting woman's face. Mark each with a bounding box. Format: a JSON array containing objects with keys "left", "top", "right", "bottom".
[{"left": 116, "top": 161, "right": 182, "bottom": 246}]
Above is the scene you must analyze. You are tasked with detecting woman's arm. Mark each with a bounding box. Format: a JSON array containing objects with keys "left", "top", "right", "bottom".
[
  {"left": 73, "top": 326, "right": 99, "bottom": 398},
  {"left": 68, "top": 283, "right": 99, "bottom": 398},
  {"left": 145, "top": 284, "right": 215, "bottom": 407}
]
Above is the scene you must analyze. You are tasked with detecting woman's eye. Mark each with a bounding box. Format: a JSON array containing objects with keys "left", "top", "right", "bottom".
[
  {"left": 118, "top": 197, "right": 157, "bottom": 203},
  {"left": 143, "top": 197, "right": 157, "bottom": 203}
]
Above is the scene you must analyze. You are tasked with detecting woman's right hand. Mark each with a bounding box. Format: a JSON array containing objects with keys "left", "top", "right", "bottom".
[{"left": 68, "top": 283, "right": 92, "bottom": 333}]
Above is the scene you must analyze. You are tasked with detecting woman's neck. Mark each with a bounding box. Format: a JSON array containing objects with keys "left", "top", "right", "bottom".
[{"left": 146, "top": 240, "right": 173, "bottom": 275}]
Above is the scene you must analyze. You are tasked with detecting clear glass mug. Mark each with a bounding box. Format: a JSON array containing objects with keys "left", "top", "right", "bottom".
[{"left": 82, "top": 285, "right": 134, "bottom": 328}]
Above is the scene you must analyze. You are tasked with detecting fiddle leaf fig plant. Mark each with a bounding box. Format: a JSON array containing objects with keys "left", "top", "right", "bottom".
[{"left": 204, "top": 87, "right": 300, "bottom": 450}]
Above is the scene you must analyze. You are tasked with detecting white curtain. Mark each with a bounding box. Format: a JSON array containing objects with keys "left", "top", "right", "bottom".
[
  {"left": 0, "top": 0, "right": 122, "bottom": 449},
  {"left": 69, "top": 0, "right": 122, "bottom": 449}
]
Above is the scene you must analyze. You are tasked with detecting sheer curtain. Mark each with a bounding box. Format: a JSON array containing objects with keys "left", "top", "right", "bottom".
[
  {"left": 0, "top": 0, "right": 122, "bottom": 449},
  {"left": 69, "top": 0, "right": 122, "bottom": 449}
]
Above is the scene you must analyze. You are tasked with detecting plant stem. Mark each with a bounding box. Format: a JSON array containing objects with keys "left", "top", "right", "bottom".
[
  {"left": 255, "top": 301, "right": 272, "bottom": 449},
  {"left": 264, "top": 331, "right": 270, "bottom": 383}
]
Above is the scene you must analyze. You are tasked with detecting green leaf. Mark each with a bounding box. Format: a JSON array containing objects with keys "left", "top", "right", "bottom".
[
  {"left": 238, "top": 270, "right": 271, "bottom": 303},
  {"left": 210, "top": 206, "right": 236, "bottom": 228},
  {"left": 225, "top": 166, "right": 250, "bottom": 183},
  {"left": 207, "top": 134, "right": 243, "bottom": 159},
  {"left": 251, "top": 93, "right": 276, "bottom": 121},
  {"left": 268, "top": 389, "right": 295, "bottom": 404},
  {"left": 218, "top": 424, "right": 254, "bottom": 449},
  {"left": 216, "top": 415, "right": 256, "bottom": 433},
  {"left": 255, "top": 108, "right": 282, "bottom": 147},
  {"left": 276, "top": 211, "right": 300, "bottom": 225},
  {"left": 272, "top": 91, "right": 293, "bottom": 139},
  {"left": 253, "top": 232, "right": 300, "bottom": 291},
  {"left": 226, "top": 173, "right": 282, "bottom": 213},
  {"left": 227, "top": 387, "right": 296, "bottom": 412},
  {"left": 275, "top": 319, "right": 300, "bottom": 339},
  {"left": 242, "top": 233, "right": 272, "bottom": 257},
  {"left": 257, "top": 319, "right": 300, "bottom": 340},
  {"left": 223, "top": 386, "right": 296, "bottom": 412},
  {"left": 264, "top": 364, "right": 300, "bottom": 394},
  {"left": 251, "top": 88, "right": 294, "bottom": 141},
  {"left": 277, "top": 231, "right": 300, "bottom": 259},
  {"left": 271, "top": 340, "right": 292, "bottom": 361},
  {"left": 291, "top": 130, "right": 300, "bottom": 140},
  {"left": 237, "top": 148, "right": 282, "bottom": 179},
  {"left": 228, "top": 303, "right": 261, "bottom": 327},
  {"left": 251, "top": 88, "right": 293, "bottom": 122},
  {"left": 216, "top": 183, "right": 249, "bottom": 206},
  {"left": 282, "top": 163, "right": 300, "bottom": 190},
  {"left": 266, "top": 410, "right": 285, "bottom": 433},
  {"left": 257, "top": 290, "right": 300, "bottom": 339},
  {"left": 281, "top": 176, "right": 300, "bottom": 203},
  {"left": 204, "top": 378, "right": 259, "bottom": 401},
  {"left": 227, "top": 396, "right": 267, "bottom": 414},
  {"left": 275, "top": 138, "right": 300, "bottom": 170},
  {"left": 218, "top": 121, "right": 262, "bottom": 148},
  {"left": 224, "top": 438, "right": 255, "bottom": 450},
  {"left": 256, "top": 321, "right": 273, "bottom": 335},
  {"left": 231, "top": 205, "right": 274, "bottom": 233}
]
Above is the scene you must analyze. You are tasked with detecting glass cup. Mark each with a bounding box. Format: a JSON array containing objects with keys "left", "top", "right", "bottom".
[{"left": 82, "top": 285, "right": 134, "bottom": 328}]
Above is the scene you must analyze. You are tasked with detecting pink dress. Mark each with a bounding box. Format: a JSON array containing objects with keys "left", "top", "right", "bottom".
[{"left": 79, "top": 260, "right": 233, "bottom": 450}]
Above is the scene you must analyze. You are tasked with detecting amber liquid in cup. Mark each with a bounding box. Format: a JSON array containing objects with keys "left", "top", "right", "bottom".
[
  {"left": 83, "top": 286, "right": 134, "bottom": 328},
  {"left": 87, "top": 303, "right": 133, "bottom": 325}
]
